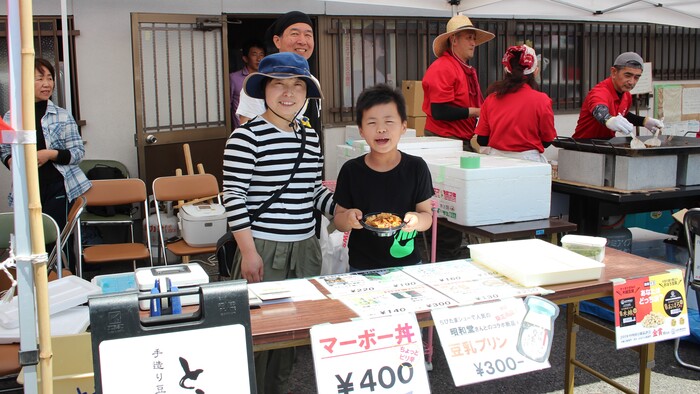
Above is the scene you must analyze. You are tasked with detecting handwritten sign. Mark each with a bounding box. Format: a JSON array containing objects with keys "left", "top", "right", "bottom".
[
  {"left": 310, "top": 312, "right": 430, "bottom": 393},
  {"left": 431, "top": 298, "right": 551, "bottom": 387},
  {"left": 98, "top": 325, "right": 251, "bottom": 393},
  {"left": 630, "top": 62, "right": 653, "bottom": 95},
  {"left": 613, "top": 270, "right": 689, "bottom": 349}
]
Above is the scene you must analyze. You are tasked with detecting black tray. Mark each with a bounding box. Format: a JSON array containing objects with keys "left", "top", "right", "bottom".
[{"left": 552, "top": 136, "right": 700, "bottom": 157}]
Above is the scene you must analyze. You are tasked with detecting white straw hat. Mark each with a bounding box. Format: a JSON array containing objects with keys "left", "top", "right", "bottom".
[{"left": 432, "top": 15, "right": 495, "bottom": 58}]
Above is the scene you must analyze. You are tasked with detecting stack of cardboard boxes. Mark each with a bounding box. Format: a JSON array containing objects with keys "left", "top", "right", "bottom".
[{"left": 402, "top": 80, "right": 427, "bottom": 136}]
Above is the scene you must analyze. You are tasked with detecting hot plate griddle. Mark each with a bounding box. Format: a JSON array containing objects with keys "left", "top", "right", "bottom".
[{"left": 552, "top": 136, "right": 700, "bottom": 157}]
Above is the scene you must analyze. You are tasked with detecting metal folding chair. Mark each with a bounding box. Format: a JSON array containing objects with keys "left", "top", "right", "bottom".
[
  {"left": 78, "top": 179, "right": 153, "bottom": 277},
  {"left": 674, "top": 207, "right": 700, "bottom": 371},
  {"left": 152, "top": 173, "right": 221, "bottom": 265},
  {"left": 47, "top": 196, "right": 87, "bottom": 277}
]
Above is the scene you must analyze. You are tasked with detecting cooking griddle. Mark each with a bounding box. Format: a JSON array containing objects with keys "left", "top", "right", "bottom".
[{"left": 552, "top": 136, "right": 700, "bottom": 157}]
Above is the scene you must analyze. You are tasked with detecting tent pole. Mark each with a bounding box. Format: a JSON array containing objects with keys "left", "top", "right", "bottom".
[{"left": 19, "top": 0, "right": 54, "bottom": 392}]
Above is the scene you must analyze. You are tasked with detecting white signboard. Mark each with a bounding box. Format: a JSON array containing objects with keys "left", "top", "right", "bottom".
[
  {"left": 431, "top": 298, "right": 552, "bottom": 387},
  {"left": 310, "top": 312, "right": 430, "bottom": 393},
  {"left": 99, "top": 325, "right": 250, "bottom": 393},
  {"left": 631, "top": 62, "right": 653, "bottom": 95}
]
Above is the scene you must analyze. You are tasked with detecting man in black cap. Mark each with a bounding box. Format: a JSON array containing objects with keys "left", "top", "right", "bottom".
[
  {"left": 573, "top": 51, "right": 664, "bottom": 139},
  {"left": 236, "top": 11, "right": 321, "bottom": 138}
]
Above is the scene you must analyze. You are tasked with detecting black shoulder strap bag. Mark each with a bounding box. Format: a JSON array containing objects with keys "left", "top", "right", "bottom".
[{"left": 217, "top": 121, "right": 307, "bottom": 278}]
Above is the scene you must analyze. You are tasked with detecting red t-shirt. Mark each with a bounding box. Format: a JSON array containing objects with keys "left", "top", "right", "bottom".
[
  {"left": 422, "top": 52, "right": 483, "bottom": 140},
  {"left": 475, "top": 85, "right": 557, "bottom": 153},
  {"left": 573, "top": 77, "right": 632, "bottom": 139}
]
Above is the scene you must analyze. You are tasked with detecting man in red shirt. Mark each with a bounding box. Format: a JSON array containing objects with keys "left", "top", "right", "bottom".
[
  {"left": 422, "top": 14, "right": 494, "bottom": 151},
  {"left": 573, "top": 52, "right": 664, "bottom": 139}
]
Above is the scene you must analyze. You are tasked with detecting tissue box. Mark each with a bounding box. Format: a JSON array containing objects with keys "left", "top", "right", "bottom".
[
  {"left": 426, "top": 153, "right": 551, "bottom": 226},
  {"left": 135, "top": 263, "right": 209, "bottom": 310}
]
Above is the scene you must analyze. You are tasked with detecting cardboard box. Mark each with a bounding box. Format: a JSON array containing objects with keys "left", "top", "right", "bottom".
[
  {"left": 18, "top": 333, "right": 95, "bottom": 394},
  {"left": 402, "top": 80, "right": 425, "bottom": 116},
  {"left": 407, "top": 116, "right": 427, "bottom": 136}
]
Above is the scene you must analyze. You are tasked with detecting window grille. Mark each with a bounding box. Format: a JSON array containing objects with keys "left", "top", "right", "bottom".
[{"left": 0, "top": 16, "right": 81, "bottom": 123}]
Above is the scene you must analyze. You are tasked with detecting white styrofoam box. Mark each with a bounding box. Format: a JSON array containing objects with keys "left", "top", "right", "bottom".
[
  {"left": 557, "top": 149, "right": 607, "bottom": 186},
  {"left": 352, "top": 136, "right": 462, "bottom": 154},
  {"left": 324, "top": 127, "right": 346, "bottom": 180},
  {"left": 469, "top": 239, "right": 605, "bottom": 287},
  {"left": 677, "top": 153, "right": 700, "bottom": 185},
  {"left": 345, "top": 125, "right": 416, "bottom": 143},
  {"left": 426, "top": 153, "right": 551, "bottom": 226},
  {"left": 345, "top": 125, "right": 361, "bottom": 142},
  {"left": 335, "top": 144, "right": 355, "bottom": 178},
  {"left": 614, "top": 155, "right": 677, "bottom": 190},
  {"left": 0, "top": 276, "right": 100, "bottom": 329},
  {"left": 136, "top": 263, "right": 209, "bottom": 310}
]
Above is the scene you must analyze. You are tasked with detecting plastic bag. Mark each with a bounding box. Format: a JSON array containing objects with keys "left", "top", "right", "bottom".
[{"left": 319, "top": 215, "right": 350, "bottom": 275}]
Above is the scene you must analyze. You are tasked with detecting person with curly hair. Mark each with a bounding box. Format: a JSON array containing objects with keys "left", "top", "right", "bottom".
[{"left": 474, "top": 44, "right": 557, "bottom": 162}]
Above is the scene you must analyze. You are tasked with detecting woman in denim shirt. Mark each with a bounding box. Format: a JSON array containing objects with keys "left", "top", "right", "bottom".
[{"left": 1, "top": 58, "right": 91, "bottom": 236}]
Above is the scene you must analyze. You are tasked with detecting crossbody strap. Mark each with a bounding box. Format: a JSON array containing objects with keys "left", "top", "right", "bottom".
[{"left": 245, "top": 120, "right": 307, "bottom": 223}]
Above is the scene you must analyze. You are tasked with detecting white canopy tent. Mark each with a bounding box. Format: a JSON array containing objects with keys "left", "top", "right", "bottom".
[{"left": 321, "top": 0, "right": 700, "bottom": 28}]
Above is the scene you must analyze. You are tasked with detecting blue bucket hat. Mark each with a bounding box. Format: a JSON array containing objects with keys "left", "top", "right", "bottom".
[{"left": 243, "top": 52, "right": 322, "bottom": 100}]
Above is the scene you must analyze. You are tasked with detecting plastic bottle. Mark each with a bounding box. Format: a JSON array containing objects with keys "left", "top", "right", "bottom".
[{"left": 517, "top": 296, "right": 560, "bottom": 363}]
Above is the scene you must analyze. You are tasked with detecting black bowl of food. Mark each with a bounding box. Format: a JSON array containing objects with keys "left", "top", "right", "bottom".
[{"left": 361, "top": 212, "right": 405, "bottom": 237}]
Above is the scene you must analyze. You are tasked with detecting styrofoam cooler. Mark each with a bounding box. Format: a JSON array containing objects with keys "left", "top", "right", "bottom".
[
  {"left": 335, "top": 136, "right": 463, "bottom": 178},
  {"left": 351, "top": 136, "right": 462, "bottom": 157},
  {"left": 135, "top": 263, "right": 209, "bottom": 310},
  {"left": 425, "top": 153, "right": 551, "bottom": 226}
]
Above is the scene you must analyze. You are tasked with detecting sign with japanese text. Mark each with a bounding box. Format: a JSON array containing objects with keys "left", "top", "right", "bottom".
[
  {"left": 431, "top": 298, "right": 551, "bottom": 387},
  {"left": 613, "top": 269, "right": 689, "bottom": 349},
  {"left": 98, "top": 325, "right": 251, "bottom": 393},
  {"left": 310, "top": 312, "right": 430, "bottom": 393}
]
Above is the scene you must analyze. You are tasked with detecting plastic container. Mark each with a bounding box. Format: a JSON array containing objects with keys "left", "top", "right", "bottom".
[
  {"left": 0, "top": 276, "right": 100, "bottom": 329},
  {"left": 135, "top": 263, "right": 209, "bottom": 310},
  {"left": 468, "top": 239, "right": 605, "bottom": 287},
  {"left": 561, "top": 234, "right": 607, "bottom": 262}
]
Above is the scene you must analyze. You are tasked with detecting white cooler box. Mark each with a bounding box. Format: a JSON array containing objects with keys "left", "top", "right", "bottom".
[
  {"left": 135, "top": 263, "right": 209, "bottom": 310},
  {"left": 178, "top": 203, "right": 227, "bottom": 247},
  {"left": 426, "top": 153, "right": 551, "bottom": 226}
]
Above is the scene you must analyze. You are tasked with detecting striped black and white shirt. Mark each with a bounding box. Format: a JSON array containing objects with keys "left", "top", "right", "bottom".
[{"left": 222, "top": 117, "right": 335, "bottom": 242}]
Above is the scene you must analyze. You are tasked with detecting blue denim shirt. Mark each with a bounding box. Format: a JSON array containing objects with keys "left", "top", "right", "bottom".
[{"left": 2, "top": 100, "right": 91, "bottom": 203}]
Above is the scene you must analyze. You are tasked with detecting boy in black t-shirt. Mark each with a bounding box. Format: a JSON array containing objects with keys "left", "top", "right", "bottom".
[{"left": 334, "top": 84, "right": 434, "bottom": 270}]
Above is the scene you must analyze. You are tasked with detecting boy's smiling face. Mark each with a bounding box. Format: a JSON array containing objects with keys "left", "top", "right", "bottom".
[
  {"left": 359, "top": 102, "right": 407, "bottom": 154},
  {"left": 264, "top": 77, "right": 307, "bottom": 121}
]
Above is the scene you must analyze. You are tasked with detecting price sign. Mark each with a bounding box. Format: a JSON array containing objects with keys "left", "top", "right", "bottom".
[
  {"left": 431, "top": 298, "right": 551, "bottom": 387},
  {"left": 613, "top": 269, "right": 690, "bottom": 349},
  {"left": 310, "top": 313, "right": 430, "bottom": 393}
]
